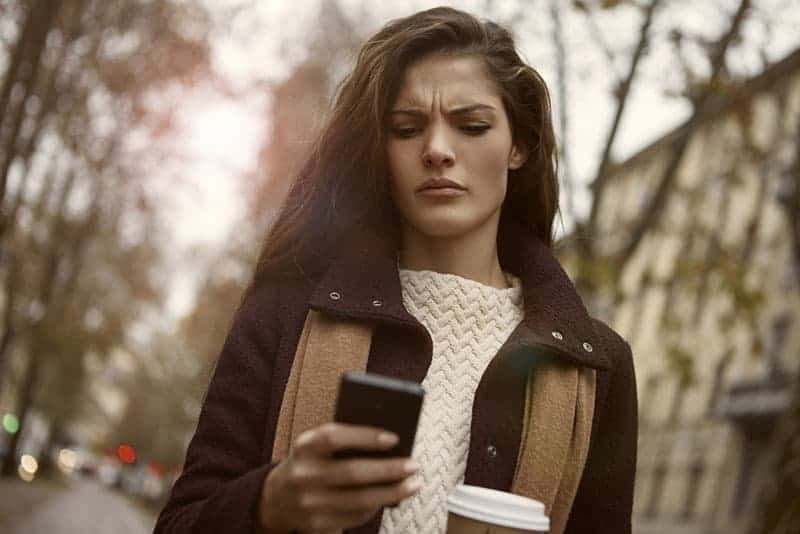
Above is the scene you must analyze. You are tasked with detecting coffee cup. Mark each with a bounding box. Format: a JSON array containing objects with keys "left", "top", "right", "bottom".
[{"left": 446, "top": 484, "right": 549, "bottom": 533}]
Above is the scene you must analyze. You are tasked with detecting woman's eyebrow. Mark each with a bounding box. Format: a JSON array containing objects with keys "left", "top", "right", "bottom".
[{"left": 390, "top": 103, "right": 496, "bottom": 117}]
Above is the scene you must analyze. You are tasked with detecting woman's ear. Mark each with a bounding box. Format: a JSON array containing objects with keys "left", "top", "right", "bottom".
[{"left": 508, "top": 144, "right": 529, "bottom": 170}]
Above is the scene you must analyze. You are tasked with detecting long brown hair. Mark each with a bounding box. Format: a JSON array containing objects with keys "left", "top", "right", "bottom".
[{"left": 244, "top": 6, "right": 558, "bottom": 298}]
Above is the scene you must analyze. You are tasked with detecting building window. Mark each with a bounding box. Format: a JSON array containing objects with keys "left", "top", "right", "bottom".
[
  {"left": 629, "top": 287, "right": 649, "bottom": 347},
  {"left": 732, "top": 436, "right": 757, "bottom": 517},
  {"left": 782, "top": 249, "right": 799, "bottom": 290},
  {"left": 669, "top": 377, "right": 688, "bottom": 425},
  {"left": 767, "top": 314, "right": 792, "bottom": 377},
  {"left": 642, "top": 374, "right": 660, "bottom": 426},
  {"left": 707, "top": 351, "right": 732, "bottom": 416},
  {"left": 681, "top": 459, "right": 706, "bottom": 521},
  {"left": 645, "top": 462, "right": 668, "bottom": 519}
]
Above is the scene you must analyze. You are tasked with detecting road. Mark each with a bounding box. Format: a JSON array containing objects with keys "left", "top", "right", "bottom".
[{"left": 0, "top": 477, "right": 156, "bottom": 534}]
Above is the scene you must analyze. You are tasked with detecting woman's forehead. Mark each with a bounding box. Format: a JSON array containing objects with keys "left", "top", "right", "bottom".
[{"left": 393, "top": 55, "right": 501, "bottom": 110}]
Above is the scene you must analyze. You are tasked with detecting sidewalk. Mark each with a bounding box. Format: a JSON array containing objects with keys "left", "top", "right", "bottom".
[
  {"left": 0, "top": 475, "right": 157, "bottom": 534},
  {"left": 0, "top": 476, "right": 66, "bottom": 526}
]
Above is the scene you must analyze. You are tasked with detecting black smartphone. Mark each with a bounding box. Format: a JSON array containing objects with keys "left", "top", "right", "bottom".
[{"left": 333, "top": 371, "right": 425, "bottom": 460}]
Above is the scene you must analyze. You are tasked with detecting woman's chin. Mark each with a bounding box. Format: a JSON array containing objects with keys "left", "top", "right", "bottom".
[{"left": 407, "top": 218, "right": 481, "bottom": 240}]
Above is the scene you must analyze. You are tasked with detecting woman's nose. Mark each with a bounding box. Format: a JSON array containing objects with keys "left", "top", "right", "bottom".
[{"left": 422, "top": 128, "right": 455, "bottom": 168}]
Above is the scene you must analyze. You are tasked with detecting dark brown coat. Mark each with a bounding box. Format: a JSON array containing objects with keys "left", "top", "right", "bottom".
[{"left": 154, "top": 220, "right": 638, "bottom": 533}]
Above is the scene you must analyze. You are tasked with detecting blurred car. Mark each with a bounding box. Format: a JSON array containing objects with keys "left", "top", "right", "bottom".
[{"left": 120, "top": 462, "right": 166, "bottom": 502}]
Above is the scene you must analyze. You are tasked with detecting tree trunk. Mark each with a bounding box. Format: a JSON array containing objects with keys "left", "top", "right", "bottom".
[
  {"left": 587, "top": 0, "right": 661, "bottom": 225},
  {"left": 0, "top": 4, "right": 94, "bottom": 240},
  {"left": 0, "top": 331, "right": 42, "bottom": 477},
  {"left": 0, "top": 274, "right": 18, "bottom": 390},
  {"left": 0, "top": 1, "right": 42, "bottom": 124},
  {"left": 0, "top": 29, "right": 66, "bottom": 239},
  {"left": 0, "top": 169, "right": 103, "bottom": 475},
  {"left": 35, "top": 418, "right": 65, "bottom": 479},
  {"left": 573, "top": 0, "right": 661, "bottom": 297},
  {"left": 0, "top": 0, "right": 60, "bottom": 204},
  {"left": 0, "top": 156, "right": 61, "bottom": 375}
]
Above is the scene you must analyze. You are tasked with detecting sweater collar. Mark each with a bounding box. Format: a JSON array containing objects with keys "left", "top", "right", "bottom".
[{"left": 308, "top": 219, "right": 610, "bottom": 370}]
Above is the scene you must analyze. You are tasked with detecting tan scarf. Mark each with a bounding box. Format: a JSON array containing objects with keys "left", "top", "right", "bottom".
[{"left": 272, "top": 309, "right": 595, "bottom": 534}]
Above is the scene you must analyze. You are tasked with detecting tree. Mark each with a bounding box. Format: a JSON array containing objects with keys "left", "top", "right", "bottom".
[
  {"left": 101, "top": 241, "right": 253, "bottom": 471},
  {"left": 0, "top": 0, "right": 212, "bottom": 476}
]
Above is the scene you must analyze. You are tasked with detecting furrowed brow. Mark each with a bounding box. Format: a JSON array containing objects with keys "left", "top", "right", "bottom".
[
  {"left": 448, "top": 104, "right": 496, "bottom": 115},
  {"left": 390, "top": 104, "right": 496, "bottom": 117}
]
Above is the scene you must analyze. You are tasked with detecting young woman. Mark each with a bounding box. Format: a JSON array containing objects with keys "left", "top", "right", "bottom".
[{"left": 155, "top": 6, "right": 637, "bottom": 534}]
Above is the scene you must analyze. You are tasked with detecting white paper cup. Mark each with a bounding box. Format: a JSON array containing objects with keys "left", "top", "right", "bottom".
[{"left": 446, "top": 484, "right": 549, "bottom": 533}]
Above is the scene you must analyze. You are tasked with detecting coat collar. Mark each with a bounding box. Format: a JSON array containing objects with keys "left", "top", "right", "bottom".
[{"left": 308, "top": 219, "right": 610, "bottom": 370}]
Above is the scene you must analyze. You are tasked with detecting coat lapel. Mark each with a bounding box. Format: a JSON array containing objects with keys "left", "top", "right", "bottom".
[{"left": 309, "top": 218, "right": 610, "bottom": 372}]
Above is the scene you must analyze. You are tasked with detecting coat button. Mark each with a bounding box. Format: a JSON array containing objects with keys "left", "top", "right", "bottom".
[
  {"left": 551, "top": 331, "right": 564, "bottom": 341},
  {"left": 329, "top": 291, "right": 341, "bottom": 301},
  {"left": 487, "top": 445, "right": 497, "bottom": 458},
  {"left": 371, "top": 299, "right": 383, "bottom": 307},
  {"left": 582, "top": 342, "right": 593, "bottom": 353}
]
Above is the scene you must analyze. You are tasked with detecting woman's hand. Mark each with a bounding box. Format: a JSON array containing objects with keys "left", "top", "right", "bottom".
[{"left": 258, "top": 422, "right": 421, "bottom": 533}]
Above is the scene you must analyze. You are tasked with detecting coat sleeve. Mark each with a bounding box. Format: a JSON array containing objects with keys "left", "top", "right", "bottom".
[
  {"left": 154, "top": 285, "right": 281, "bottom": 534},
  {"left": 564, "top": 330, "right": 638, "bottom": 534}
]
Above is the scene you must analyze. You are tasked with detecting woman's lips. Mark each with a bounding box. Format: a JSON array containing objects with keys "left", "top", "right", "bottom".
[{"left": 417, "top": 187, "right": 467, "bottom": 198}]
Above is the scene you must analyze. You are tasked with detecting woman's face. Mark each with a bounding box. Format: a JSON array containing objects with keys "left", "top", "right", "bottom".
[{"left": 386, "top": 54, "right": 526, "bottom": 240}]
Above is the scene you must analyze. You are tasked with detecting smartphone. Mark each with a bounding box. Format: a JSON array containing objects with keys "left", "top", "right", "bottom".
[{"left": 333, "top": 371, "right": 425, "bottom": 460}]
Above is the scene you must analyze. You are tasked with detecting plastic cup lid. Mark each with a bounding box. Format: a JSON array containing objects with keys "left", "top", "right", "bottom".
[{"left": 447, "top": 484, "right": 550, "bottom": 532}]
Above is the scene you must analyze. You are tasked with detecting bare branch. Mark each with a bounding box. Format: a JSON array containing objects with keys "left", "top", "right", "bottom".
[
  {"left": 550, "top": 0, "right": 575, "bottom": 226},
  {"left": 614, "top": 0, "right": 752, "bottom": 270},
  {"left": 575, "top": 2, "right": 622, "bottom": 83},
  {"left": 587, "top": 0, "right": 662, "bottom": 229}
]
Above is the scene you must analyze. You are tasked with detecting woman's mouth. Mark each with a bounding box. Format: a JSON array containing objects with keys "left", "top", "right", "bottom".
[{"left": 417, "top": 187, "right": 467, "bottom": 198}]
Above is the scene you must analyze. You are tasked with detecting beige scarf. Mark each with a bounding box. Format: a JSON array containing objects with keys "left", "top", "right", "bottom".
[{"left": 272, "top": 310, "right": 595, "bottom": 534}]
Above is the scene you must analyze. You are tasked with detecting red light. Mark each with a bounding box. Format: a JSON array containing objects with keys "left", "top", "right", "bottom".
[
  {"left": 117, "top": 444, "right": 136, "bottom": 464},
  {"left": 149, "top": 461, "right": 164, "bottom": 477}
]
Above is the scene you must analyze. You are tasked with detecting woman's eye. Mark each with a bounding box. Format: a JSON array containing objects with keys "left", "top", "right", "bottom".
[
  {"left": 390, "top": 124, "right": 489, "bottom": 138},
  {"left": 392, "top": 127, "right": 417, "bottom": 137},
  {"left": 462, "top": 124, "right": 489, "bottom": 135}
]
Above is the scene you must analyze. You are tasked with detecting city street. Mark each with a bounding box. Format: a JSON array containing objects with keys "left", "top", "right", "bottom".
[{"left": 0, "top": 477, "right": 157, "bottom": 534}]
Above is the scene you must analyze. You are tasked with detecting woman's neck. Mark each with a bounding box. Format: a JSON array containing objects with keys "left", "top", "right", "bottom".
[{"left": 397, "top": 220, "right": 510, "bottom": 289}]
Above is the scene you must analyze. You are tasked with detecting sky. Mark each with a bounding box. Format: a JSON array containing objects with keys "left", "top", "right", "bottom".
[{"left": 161, "top": 0, "right": 800, "bottom": 318}]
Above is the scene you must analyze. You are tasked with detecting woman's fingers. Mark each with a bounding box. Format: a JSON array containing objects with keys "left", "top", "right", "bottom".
[
  {"left": 301, "top": 476, "right": 423, "bottom": 513},
  {"left": 279, "top": 423, "right": 421, "bottom": 532},
  {"left": 262, "top": 423, "right": 420, "bottom": 533},
  {"left": 293, "top": 422, "right": 398, "bottom": 458},
  {"left": 326, "top": 456, "right": 419, "bottom": 486},
  {"left": 287, "top": 456, "right": 418, "bottom": 488}
]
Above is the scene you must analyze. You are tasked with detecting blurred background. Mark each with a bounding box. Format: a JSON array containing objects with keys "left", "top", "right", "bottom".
[{"left": 0, "top": 0, "right": 798, "bottom": 533}]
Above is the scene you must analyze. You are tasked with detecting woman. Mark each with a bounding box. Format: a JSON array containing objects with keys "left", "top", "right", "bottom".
[{"left": 155, "top": 6, "right": 637, "bottom": 534}]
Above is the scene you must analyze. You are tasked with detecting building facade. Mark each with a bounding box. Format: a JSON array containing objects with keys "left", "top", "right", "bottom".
[{"left": 591, "top": 49, "right": 800, "bottom": 533}]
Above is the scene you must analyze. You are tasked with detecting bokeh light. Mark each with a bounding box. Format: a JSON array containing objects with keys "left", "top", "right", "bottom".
[
  {"left": 2, "top": 413, "right": 19, "bottom": 434},
  {"left": 20, "top": 454, "right": 38, "bottom": 477},
  {"left": 58, "top": 448, "right": 78, "bottom": 474},
  {"left": 117, "top": 444, "right": 136, "bottom": 464}
]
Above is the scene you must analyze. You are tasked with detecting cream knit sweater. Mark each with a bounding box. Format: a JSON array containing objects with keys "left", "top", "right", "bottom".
[{"left": 378, "top": 267, "right": 525, "bottom": 533}]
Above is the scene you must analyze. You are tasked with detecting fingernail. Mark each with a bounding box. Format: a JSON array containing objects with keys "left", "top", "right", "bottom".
[
  {"left": 407, "top": 477, "right": 422, "bottom": 491},
  {"left": 378, "top": 432, "right": 398, "bottom": 446},
  {"left": 403, "top": 460, "right": 419, "bottom": 473}
]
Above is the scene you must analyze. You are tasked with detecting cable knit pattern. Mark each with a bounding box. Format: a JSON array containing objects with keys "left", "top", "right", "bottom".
[{"left": 378, "top": 268, "right": 524, "bottom": 534}]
